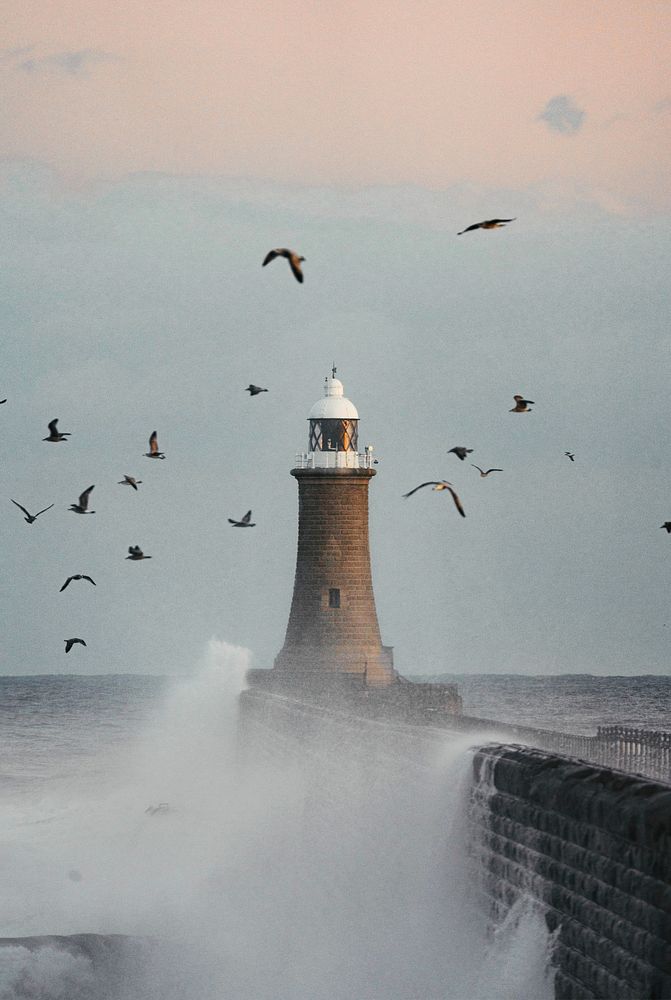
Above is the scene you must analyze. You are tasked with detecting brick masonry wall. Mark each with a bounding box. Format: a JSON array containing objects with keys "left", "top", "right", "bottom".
[
  {"left": 273, "top": 467, "right": 394, "bottom": 685},
  {"left": 470, "top": 745, "right": 671, "bottom": 999}
]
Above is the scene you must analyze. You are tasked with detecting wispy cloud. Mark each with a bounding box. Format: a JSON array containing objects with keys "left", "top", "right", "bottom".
[
  {"left": 19, "top": 49, "right": 117, "bottom": 76},
  {"left": 0, "top": 45, "right": 35, "bottom": 63},
  {"left": 652, "top": 97, "right": 671, "bottom": 115},
  {"left": 538, "top": 95, "right": 585, "bottom": 134}
]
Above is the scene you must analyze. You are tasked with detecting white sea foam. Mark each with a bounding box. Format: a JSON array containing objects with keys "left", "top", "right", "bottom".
[
  {"left": 0, "top": 641, "right": 554, "bottom": 999},
  {"left": 0, "top": 945, "right": 96, "bottom": 1000}
]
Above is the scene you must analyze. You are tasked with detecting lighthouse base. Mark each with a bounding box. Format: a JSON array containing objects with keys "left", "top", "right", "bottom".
[
  {"left": 244, "top": 667, "right": 462, "bottom": 722},
  {"left": 272, "top": 645, "right": 395, "bottom": 688}
]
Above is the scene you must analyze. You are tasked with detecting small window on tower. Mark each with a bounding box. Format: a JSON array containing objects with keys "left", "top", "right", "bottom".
[{"left": 329, "top": 588, "right": 341, "bottom": 608}]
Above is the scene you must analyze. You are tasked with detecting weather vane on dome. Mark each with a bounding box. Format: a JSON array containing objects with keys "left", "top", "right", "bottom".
[{"left": 332, "top": 363, "right": 337, "bottom": 378}]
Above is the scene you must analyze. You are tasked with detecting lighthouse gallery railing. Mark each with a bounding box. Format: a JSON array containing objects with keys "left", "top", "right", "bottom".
[{"left": 294, "top": 450, "right": 376, "bottom": 469}]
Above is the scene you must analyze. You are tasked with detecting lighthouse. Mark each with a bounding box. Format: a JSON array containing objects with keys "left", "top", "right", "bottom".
[
  {"left": 272, "top": 370, "right": 396, "bottom": 689},
  {"left": 241, "top": 369, "right": 462, "bottom": 724}
]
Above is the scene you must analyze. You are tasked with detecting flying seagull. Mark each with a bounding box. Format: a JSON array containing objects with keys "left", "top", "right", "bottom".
[
  {"left": 448, "top": 447, "right": 473, "bottom": 461},
  {"left": 565, "top": 452, "right": 575, "bottom": 462},
  {"left": 262, "top": 248, "right": 305, "bottom": 283},
  {"left": 118, "top": 475, "right": 142, "bottom": 490},
  {"left": 471, "top": 465, "right": 503, "bottom": 478},
  {"left": 10, "top": 499, "right": 54, "bottom": 523},
  {"left": 402, "top": 481, "right": 466, "bottom": 518},
  {"left": 228, "top": 510, "right": 256, "bottom": 527},
  {"left": 246, "top": 385, "right": 269, "bottom": 396},
  {"left": 457, "top": 218, "right": 516, "bottom": 235},
  {"left": 69, "top": 486, "right": 95, "bottom": 514},
  {"left": 126, "top": 545, "right": 151, "bottom": 560},
  {"left": 660, "top": 523, "right": 671, "bottom": 534},
  {"left": 64, "top": 638, "right": 86, "bottom": 653},
  {"left": 60, "top": 575, "right": 96, "bottom": 592},
  {"left": 43, "top": 418, "right": 70, "bottom": 442},
  {"left": 510, "top": 395, "right": 534, "bottom": 413},
  {"left": 145, "top": 431, "right": 165, "bottom": 459}
]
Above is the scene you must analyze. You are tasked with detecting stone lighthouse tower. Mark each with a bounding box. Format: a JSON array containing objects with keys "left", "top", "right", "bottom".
[{"left": 272, "top": 370, "right": 395, "bottom": 689}]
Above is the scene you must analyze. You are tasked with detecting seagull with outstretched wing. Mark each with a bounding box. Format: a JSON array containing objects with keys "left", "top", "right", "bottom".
[
  {"left": 69, "top": 486, "right": 95, "bottom": 514},
  {"left": 262, "top": 248, "right": 305, "bottom": 283},
  {"left": 60, "top": 575, "right": 96, "bottom": 592},
  {"left": 458, "top": 218, "right": 516, "bottom": 235},
  {"left": 448, "top": 447, "right": 473, "bottom": 461},
  {"left": 64, "top": 638, "right": 86, "bottom": 653},
  {"left": 145, "top": 431, "right": 165, "bottom": 459},
  {"left": 510, "top": 395, "right": 534, "bottom": 413},
  {"left": 228, "top": 510, "right": 256, "bottom": 527},
  {"left": 10, "top": 499, "right": 54, "bottom": 523},
  {"left": 126, "top": 545, "right": 152, "bottom": 560},
  {"left": 246, "top": 385, "right": 268, "bottom": 396},
  {"left": 402, "top": 482, "right": 465, "bottom": 517},
  {"left": 43, "top": 418, "right": 70, "bottom": 442},
  {"left": 471, "top": 465, "right": 503, "bottom": 478},
  {"left": 119, "top": 475, "right": 142, "bottom": 490}
]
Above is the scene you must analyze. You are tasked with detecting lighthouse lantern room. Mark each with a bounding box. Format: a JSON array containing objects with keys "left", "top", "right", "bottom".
[{"left": 295, "top": 368, "right": 373, "bottom": 470}]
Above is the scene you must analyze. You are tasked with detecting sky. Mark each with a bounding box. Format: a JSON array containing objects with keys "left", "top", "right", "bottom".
[{"left": 0, "top": 1, "right": 670, "bottom": 677}]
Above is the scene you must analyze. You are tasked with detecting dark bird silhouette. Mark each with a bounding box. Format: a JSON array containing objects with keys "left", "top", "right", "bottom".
[
  {"left": 471, "top": 465, "right": 503, "bottom": 477},
  {"left": 246, "top": 385, "right": 268, "bottom": 396},
  {"left": 510, "top": 395, "right": 534, "bottom": 413},
  {"left": 565, "top": 451, "right": 575, "bottom": 462},
  {"left": 402, "top": 481, "right": 466, "bottom": 517},
  {"left": 60, "top": 575, "right": 96, "bottom": 592},
  {"left": 660, "top": 523, "right": 671, "bottom": 534},
  {"left": 457, "top": 218, "right": 516, "bottom": 235},
  {"left": 126, "top": 545, "right": 151, "bottom": 560},
  {"left": 0, "top": 399, "right": 6, "bottom": 404},
  {"left": 69, "top": 486, "right": 95, "bottom": 514},
  {"left": 228, "top": 510, "right": 256, "bottom": 527},
  {"left": 262, "top": 248, "right": 305, "bottom": 283},
  {"left": 64, "top": 638, "right": 86, "bottom": 653},
  {"left": 448, "top": 447, "right": 473, "bottom": 461},
  {"left": 144, "top": 431, "right": 165, "bottom": 459},
  {"left": 43, "top": 418, "right": 70, "bottom": 442},
  {"left": 118, "top": 475, "right": 142, "bottom": 490},
  {"left": 10, "top": 499, "right": 54, "bottom": 523}
]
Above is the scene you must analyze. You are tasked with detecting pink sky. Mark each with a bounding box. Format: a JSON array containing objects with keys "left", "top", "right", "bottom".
[{"left": 1, "top": 1, "right": 670, "bottom": 210}]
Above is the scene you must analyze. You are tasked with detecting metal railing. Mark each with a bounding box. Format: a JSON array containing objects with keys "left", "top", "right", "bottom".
[
  {"left": 440, "top": 714, "right": 671, "bottom": 785},
  {"left": 591, "top": 725, "right": 671, "bottom": 782},
  {"left": 294, "top": 449, "right": 375, "bottom": 470}
]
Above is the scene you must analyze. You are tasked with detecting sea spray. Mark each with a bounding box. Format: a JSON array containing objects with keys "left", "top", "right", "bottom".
[
  {"left": 471, "top": 897, "right": 557, "bottom": 1000},
  {"left": 0, "top": 943, "right": 97, "bottom": 1000},
  {"left": 0, "top": 642, "right": 554, "bottom": 999}
]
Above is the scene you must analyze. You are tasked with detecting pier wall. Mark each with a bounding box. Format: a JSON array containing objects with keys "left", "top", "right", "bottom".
[
  {"left": 471, "top": 745, "right": 671, "bottom": 1000},
  {"left": 239, "top": 689, "right": 671, "bottom": 1000}
]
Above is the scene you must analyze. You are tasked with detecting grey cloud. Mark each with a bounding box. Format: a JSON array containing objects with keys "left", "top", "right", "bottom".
[
  {"left": 19, "top": 49, "right": 117, "bottom": 76},
  {"left": 652, "top": 97, "right": 671, "bottom": 115},
  {"left": 0, "top": 45, "right": 35, "bottom": 63},
  {"left": 538, "top": 95, "right": 585, "bottom": 134}
]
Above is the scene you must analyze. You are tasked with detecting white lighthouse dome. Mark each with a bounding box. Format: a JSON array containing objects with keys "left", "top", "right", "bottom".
[
  {"left": 296, "top": 371, "right": 372, "bottom": 469},
  {"left": 308, "top": 376, "right": 359, "bottom": 420}
]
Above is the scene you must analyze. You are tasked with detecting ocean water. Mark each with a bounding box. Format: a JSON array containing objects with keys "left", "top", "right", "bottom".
[
  {"left": 416, "top": 672, "right": 671, "bottom": 735},
  {"left": 8, "top": 654, "right": 660, "bottom": 998}
]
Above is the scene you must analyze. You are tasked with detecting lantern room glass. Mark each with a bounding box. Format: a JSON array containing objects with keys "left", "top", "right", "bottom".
[{"left": 309, "top": 418, "right": 359, "bottom": 452}]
